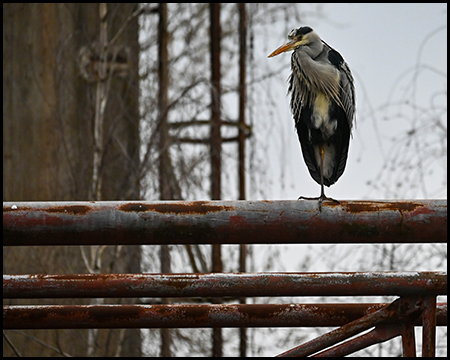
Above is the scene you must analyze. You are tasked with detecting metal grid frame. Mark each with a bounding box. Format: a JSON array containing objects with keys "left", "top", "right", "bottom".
[{"left": 3, "top": 200, "right": 447, "bottom": 356}]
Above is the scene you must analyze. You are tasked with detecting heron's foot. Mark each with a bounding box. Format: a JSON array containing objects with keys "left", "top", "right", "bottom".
[
  {"left": 297, "top": 195, "right": 339, "bottom": 203},
  {"left": 298, "top": 195, "right": 340, "bottom": 211}
]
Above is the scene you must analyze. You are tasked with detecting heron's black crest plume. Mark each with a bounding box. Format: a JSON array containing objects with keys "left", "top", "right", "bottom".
[{"left": 295, "top": 26, "right": 313, "bottom": 36}]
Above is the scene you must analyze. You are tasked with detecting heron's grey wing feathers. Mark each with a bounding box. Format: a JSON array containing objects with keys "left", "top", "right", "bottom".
[
  {"left": 323, "top": 41, "right": 355, "bottom": 130},
  {"left": 339, "top": 61, "right": 356, "bottom": 130},
  {"left": 294, "top": 50, "right": 342, "bottom": 108}
]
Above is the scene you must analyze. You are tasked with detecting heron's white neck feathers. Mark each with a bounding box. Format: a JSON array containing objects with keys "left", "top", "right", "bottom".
[{"left": 291, "top": 51, "right": 343, "bottom": 110}]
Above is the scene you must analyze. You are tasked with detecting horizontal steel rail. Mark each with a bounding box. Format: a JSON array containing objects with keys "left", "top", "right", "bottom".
[
  {"left": 3, "top": 303, "right": 447, "bottom": 330},
  {"left": 3, "top": 200, "right": 447, "bottom": 356},
  {"left": 3, "top": 272, "right": 447, "bottom": 298},
  {"left": 3, "top": 200, "right": 447, "bottom": 245}
]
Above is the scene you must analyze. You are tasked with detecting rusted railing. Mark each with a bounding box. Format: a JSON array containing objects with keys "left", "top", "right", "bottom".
[
  {"left": 3, "top": 272, "right": 446, "bottom": 298},
  {"left": 3, "top": 200, "right": 447, "bottom": 245},
  {"left": 3, "top": 200, "right": 447, "bottom": 357},
  {"left": 3, "top": 301, "right": 447, "bottom": 329}
]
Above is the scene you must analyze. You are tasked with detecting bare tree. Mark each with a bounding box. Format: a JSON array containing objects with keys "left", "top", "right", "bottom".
[{"left": 366, "top": 25, "right": 447, "bottom": 199}]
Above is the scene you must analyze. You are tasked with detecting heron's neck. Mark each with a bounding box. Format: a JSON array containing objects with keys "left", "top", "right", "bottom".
[{"left": 306, "top": 41, "right": 323, "bottom": 60}]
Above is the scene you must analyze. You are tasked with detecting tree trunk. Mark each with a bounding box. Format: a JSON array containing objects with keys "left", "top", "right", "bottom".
[{"left": 3, "top": 3, "right": 141, "bottom": 357}]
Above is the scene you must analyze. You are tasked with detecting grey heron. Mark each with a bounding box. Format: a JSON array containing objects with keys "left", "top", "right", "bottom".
[{"left": 268, "top": 26, "right": 355, "bottom": 209}]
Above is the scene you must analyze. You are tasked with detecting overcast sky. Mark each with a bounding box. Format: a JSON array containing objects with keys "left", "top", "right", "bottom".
[{"left": 255, "top": 3, "right": 447, "bottom": 201}]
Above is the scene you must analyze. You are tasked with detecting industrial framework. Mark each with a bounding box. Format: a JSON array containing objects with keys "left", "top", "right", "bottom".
[{"left": 3, "top": 200, "right": 448, "bottom": 357}]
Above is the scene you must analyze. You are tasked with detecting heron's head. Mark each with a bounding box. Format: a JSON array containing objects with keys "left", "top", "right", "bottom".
[{"left": 268, "top": 26, "right": 321, "bottom": 58}]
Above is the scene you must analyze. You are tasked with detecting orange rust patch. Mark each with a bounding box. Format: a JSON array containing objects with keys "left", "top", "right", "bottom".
[
  {"left": 45, "top": 205, "right": 91, "bottom": 215},
  {"left": 120, "top": 201, "right": 233, "bottom": 214},
  {"left": 345, "top": 201, "right": 424, "bottom": 213}
]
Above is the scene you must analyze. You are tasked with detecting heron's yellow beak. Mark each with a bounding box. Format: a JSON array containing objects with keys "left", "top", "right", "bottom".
[{"left": 268, "top": 40, "right": 298, "bottom": 58}]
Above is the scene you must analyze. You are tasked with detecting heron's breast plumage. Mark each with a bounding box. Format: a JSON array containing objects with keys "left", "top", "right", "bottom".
[
  {"left": 289, "top": 52, "right": 351, "bottom": 186},
  {"left": 311, "top": 93, "right": 339, "bottom": 140}
]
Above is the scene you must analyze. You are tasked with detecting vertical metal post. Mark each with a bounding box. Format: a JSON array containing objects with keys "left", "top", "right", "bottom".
[
  {"left": 211, "top": 251, "right": 223, "bottom": 358},
  {"left": 159, "top": 242, "right": 171, "bottom": 357},
  {"left": 209, "top": 3, "right": 222, "bottom": 201},
  {"left": 158, "top": 3, "right": 171, "bottom": 357},
  {"left": 422, "top": 296, "right": 436, "bottom": 357},
  {"left": 239, "top": 244, "right": 247, "bottom": 356},
  {"left": 400, "top": 322, "right": 416, "bottom": 357},
  {"left": 209, "top": 4, "right": 223, "bottom": 356},
  {"left": 158, "top": 3, "right": 170, "bottom": 201}
]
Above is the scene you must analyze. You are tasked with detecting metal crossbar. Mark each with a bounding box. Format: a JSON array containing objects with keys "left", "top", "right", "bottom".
[
  {"left": 3, "top": 200, "right": 447, "bottom": 245},
  {"left": 3, "top": 302, "right": 447, "bottom": 330},
  {"left": 3, "top": 272, "right": 446, "bottom": 298},
  {"left": 3, "top": 200, "right": 447, "bottom": 357}
]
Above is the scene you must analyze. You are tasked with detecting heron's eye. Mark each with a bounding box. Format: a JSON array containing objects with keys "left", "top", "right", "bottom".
[{"left": 288, "top": 29, "right": 296, "bottom": 39}]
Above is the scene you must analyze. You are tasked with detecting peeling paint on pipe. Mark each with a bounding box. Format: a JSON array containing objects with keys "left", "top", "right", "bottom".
[
  {"left": 3, "top": 272, "right": 446, "bottom": 298},
  {"left": 3, "top": 200, "right": 447, "bottom": 245},
  {"left": 2, "top": 303, "right": 447, "bottom": 330}
]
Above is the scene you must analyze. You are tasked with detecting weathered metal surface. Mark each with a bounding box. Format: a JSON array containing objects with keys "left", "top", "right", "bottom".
[
  {"left": 401, "top": 321, "right": 417, "bottom": 357},
  {"left": 3, "top": 201, "right": 446, "bottom": 355},
  {"left": 2, "top": 303, "right": 447, "bottom": 330},
  {"left": 276, "top": 297, "right": 425, "bottom": 357},
  {"left": 3, "top": 200, "right": 447, "bottom": 245},
  {"left": 3, "top": 272, "right": 447, "bottom": 298},
  {"left": 422, "top": 296, "right": 437, "bottom": 357},
  {"left": 314, "top": 324, "right": 403, "bottom": 357}
]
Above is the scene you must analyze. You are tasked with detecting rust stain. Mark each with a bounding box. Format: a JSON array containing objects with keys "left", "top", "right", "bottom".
[
  {"left": 229, "top": 215, "right": 248, "bottom": 228},
  {"left": 120, "top": 201, "right": 234, "bottom": 214},
  {"left": 4, "top": 204, "right": 93, "bottom": 216},
  {"left": 345, "top": 201, "right": 425, "bottom": 213},
  {"left": 45, "top": 205, "right": 91, "bottom": 215},
  {"left": 3, "top": 205, "right": 33, "bottom": 212}
]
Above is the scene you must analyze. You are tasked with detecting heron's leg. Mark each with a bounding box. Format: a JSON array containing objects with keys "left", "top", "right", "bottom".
[
  {"left": 318, "top": 146, "right": 340, "bottom": 204},
  {"left": 298, "top": 145, "right": 339, "bottom": 211},
  {"left": 318, "top": 146, "right": 326, "bottom": 210}
]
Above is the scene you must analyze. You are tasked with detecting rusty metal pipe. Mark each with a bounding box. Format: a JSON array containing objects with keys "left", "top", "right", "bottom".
[
  {"left": 3, "top": 200, "right": 447, "bottom": 245},
  {"left": 422, "top": 296, "right": 437, "bottom": 357},
  {"left": 401, "top": 321, "right": 417, "bottom": 357},
  {"left": 314, "top": 324, "right": 403, "bottom": 357},
  {"left": 276, "top": 297, "right": 426, "bottom": 357},
  {"left": 3, "top": 272, "right": 446, "bottom": 298},
  {"left": 2, "top": 303, "right": 447, "bottom": 330}
]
